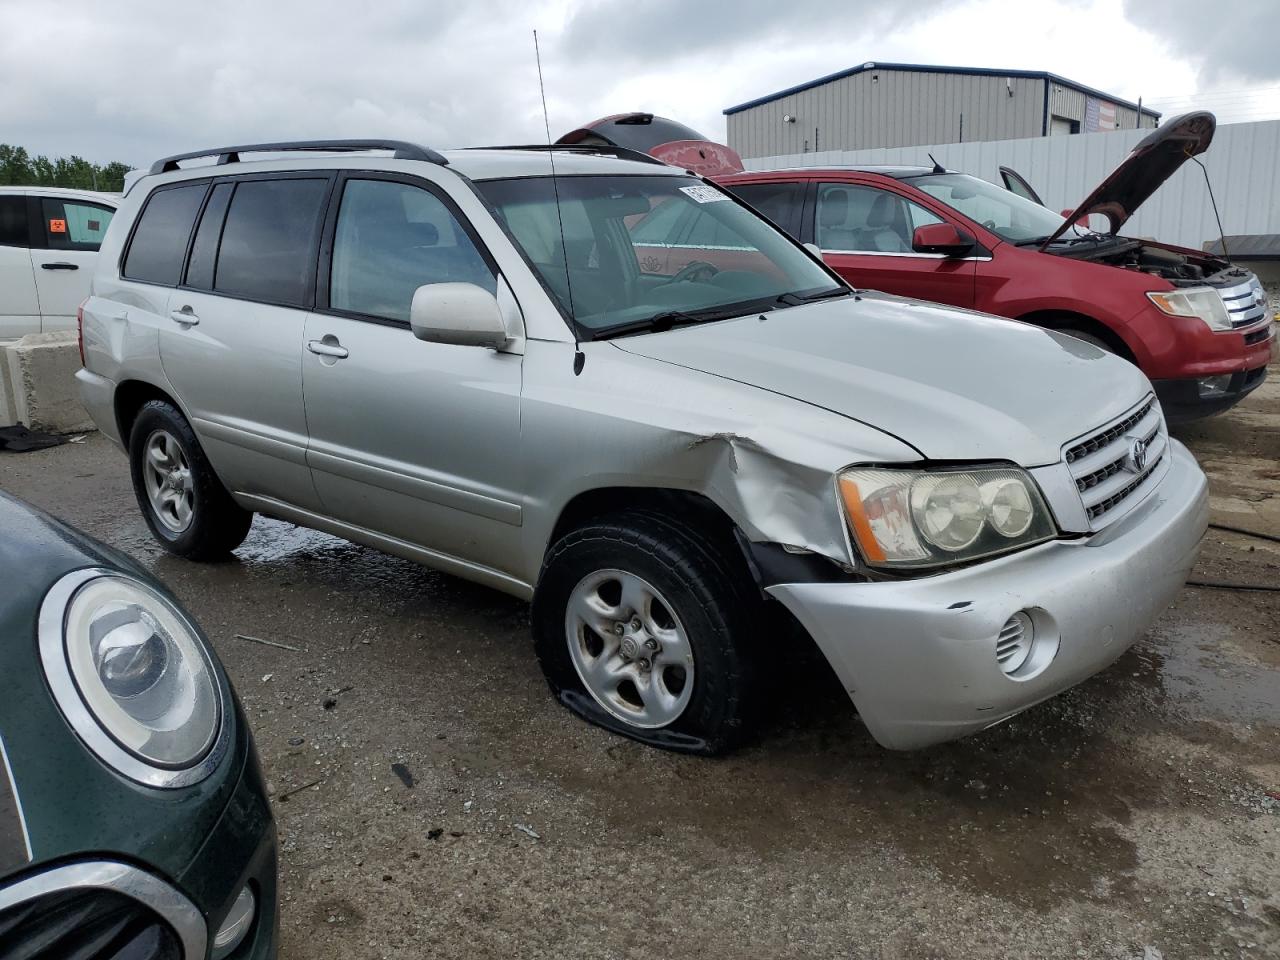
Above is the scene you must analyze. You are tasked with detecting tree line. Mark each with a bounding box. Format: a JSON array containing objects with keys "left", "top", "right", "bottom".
[{"left": 0, "top": 144, "right": 133, "bottom": 193}]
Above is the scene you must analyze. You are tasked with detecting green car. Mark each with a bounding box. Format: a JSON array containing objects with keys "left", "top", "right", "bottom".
[{"left": 0, "top": 492, "right": 276, "bottom": 958}]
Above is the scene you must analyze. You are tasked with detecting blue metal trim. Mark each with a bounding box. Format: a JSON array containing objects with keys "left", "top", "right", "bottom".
[{"left": 723, "top": 62, "right": 1161, "bottom": 120}]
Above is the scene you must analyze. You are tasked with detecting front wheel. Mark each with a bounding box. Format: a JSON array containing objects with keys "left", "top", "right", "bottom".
[
  {"left": 128, "top": 399, "right": 253, "bottom": 559},
  {"left": 531, "top": 512, "right": 760, "bottom": 754}
]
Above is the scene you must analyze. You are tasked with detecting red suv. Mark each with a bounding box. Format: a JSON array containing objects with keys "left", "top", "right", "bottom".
[{"left": 717, "top": 113, "right": 1274, "bottom": 421}]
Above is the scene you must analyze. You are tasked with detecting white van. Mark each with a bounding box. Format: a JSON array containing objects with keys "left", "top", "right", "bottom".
[{"left": 0, "top": 186, "right": 118, "bottom": 338}]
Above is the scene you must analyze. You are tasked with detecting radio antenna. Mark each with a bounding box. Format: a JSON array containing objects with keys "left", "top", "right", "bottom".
[{"left": 533, "top": 30, "right": 584, "bottom": 374}]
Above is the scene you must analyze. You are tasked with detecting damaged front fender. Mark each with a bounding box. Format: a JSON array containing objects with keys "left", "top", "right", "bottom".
[{"left": 516, "top": 340, "right": 922, "bottom": 587}]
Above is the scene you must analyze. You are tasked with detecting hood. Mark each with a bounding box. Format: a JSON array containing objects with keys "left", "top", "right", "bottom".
[
  {"left": 613, "top": 293, "right": 1150, "bottom": 468},
  {"left": 1043, "top": 111, "right": 1215, "bottom": 248},
  {"left": 558, "top": 112, "right": 745, "bottom": 178}
]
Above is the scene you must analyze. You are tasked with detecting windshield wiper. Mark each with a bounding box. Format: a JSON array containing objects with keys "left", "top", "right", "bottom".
[
  {"left": 590, "top": 306, "right": 760, "bottom": 341},
  {"left": 774, "top": 286, "right": 852, "bottom": 306},
  {"left": 1014, "top": 235, "right": 1053, "bottom": 247}
]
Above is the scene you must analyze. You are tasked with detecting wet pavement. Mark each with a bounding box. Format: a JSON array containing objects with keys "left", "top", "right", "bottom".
[{"left": 2, "top": 378, "right": 1278, "bottom": 959}]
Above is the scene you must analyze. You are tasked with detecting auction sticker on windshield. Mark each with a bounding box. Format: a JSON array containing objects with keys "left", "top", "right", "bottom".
[{"left": 680, "top": 185, "right": 727, "bottom": 204}]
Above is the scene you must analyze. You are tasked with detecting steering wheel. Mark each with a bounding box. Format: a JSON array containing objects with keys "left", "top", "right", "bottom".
[{"left": 662, "top": 260, "right": 720, "bottom": 285}]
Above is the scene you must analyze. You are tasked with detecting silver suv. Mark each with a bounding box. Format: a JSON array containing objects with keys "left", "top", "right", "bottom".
[{"left": 77, "top": 139, "right": 1209, "bottom": 753}]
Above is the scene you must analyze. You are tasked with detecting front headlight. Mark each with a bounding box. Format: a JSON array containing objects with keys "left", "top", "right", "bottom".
[
  {"left": 1147, "top": 287, "right": 1232, "bottom": 331},
  {"left": 39, "top": 569, "right": 227, "bottom": 787},
  {"left": 838, "top": 465, "right": 1057, "bottom": 570}
]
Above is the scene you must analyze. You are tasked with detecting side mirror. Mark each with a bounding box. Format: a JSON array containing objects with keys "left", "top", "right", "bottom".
[
  {"left": 409, "top": 282, "right": 509, "bottom": 349},
  {"left": 912, "top": 223, "right": 975, "bottom": 257}
]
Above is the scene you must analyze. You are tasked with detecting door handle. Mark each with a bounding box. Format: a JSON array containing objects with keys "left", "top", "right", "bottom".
[
  {"left": 168, "top": 307, "right": 200, "bottom": 326},
  {"left": 307, "top": 338, "right": 349, "bottom": 359},
  {"left": 40, "top": 262, "right": 79, "bottom": 271}
]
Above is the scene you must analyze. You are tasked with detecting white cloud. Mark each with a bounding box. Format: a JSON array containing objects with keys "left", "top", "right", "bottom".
[{"left": 0, "top": 0, "right": 1274, "bottom": 168}]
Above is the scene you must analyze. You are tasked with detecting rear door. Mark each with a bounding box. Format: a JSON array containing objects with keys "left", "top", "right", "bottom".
[
  {"left": 30, "top": 195, "right": 116, "bottom": 330},
  {"left": 0, "top": 194, "right": 39, "bottom": 337},
  {"left": 301, "top": 172, "right": 523, "bottom": 572},
  {"left": 155, "top": 173, "right": 331, "bottom": 510},
  {"left": 813, "top": 180, "right": 977, "bottom": 309}
]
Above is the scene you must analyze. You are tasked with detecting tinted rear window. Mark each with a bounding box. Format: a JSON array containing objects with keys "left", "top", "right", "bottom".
[
  {"left": 214, "top": 178, "right": 329, "bottom": 305},
  {"left": 184, "top": 181, "right": 233, "bottom": 290},
  {"left": 590, "top": 116, "right": 708, "bottom": 152},
  {"left": 124, "top": 183, "right": 207, "bottom": 285},
  {"left": 0, "top": 196, "right": 27, "bottom": 247}
]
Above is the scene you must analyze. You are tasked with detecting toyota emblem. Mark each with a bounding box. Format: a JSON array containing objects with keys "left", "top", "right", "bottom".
[{"left": 1129, "top": 437, "right": 1147, "bottom": 473}]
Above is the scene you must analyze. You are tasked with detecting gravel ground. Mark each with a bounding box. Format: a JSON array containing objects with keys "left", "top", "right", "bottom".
[{"left": 2, "top": 376, "right": 1278, "bottom": 960}]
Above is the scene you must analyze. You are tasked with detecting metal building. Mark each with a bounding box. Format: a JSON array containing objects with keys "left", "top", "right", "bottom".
[{"left": 724, "top": 62, "right": 1160, "bottom": 160}]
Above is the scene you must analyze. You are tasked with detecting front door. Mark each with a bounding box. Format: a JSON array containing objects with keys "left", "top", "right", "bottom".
[
  {"left": 813, "top": 182, "right": 977, "bottom": 310},
  {"left": 29, "top": 195, "right": 116, "bottom": 330},
  {"left": 301, "top": 174, "right": 523, "bottom": 576}
]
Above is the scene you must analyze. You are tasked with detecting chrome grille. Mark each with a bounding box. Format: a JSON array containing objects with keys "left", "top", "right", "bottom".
[
  {"left": 1065, "top": 394, "right": 1168, "bottom": 530},
  {"left": 1219, "top": 277, "right": 1268, "bottom": 329}
]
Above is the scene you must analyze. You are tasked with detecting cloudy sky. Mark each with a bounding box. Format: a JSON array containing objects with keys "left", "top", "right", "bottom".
[{"left": 1, "top": 0, "right": 1277, "bottom": 167}]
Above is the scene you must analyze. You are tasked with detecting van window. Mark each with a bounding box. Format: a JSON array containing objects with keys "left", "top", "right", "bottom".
[
  {"left": 0, "top": 196, "right": 27, "bottom": 247},
  {"left": 123, "top": 183, "right": 207, "bottom": 285},
  {"left": 42, "top": 198, "right": 115, "bottom": 251},
  {"left": 215, "top": 178, "right": 329, "bottom": 306},
  {"left": 330, "top": 179, "right": 495, "bottom": 323}
]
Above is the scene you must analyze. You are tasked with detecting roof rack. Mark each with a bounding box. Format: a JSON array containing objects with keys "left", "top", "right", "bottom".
[
  {"left": 148, "top": 139, "right": 448, "bottom": 175},
  {"left": 465, "top": 144, "right": 667, "bottom": 167}
]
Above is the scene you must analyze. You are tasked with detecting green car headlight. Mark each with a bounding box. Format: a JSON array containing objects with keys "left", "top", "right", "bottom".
[
  {"left": 40, "top": 569, "right": 227, "bottom": 787},
  {"left": 838, "top": 465, "right": 1057, "bottom": 570}
]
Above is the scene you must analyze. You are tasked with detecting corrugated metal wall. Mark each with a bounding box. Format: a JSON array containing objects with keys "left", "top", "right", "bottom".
[
  {"left": 728, "top": 70, "right": 1045, "bottom": 158},
  {"left": 742, "top": 119, "right": 1280, "bottom": 251},
  {"left": 1046, "top": 83, "right": 1155, "bottom": 132},
  {"left": 727, "top": 69, "right": 1159, "bottom": 158}
]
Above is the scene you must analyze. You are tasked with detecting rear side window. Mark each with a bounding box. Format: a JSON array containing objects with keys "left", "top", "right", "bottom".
[
  {"left": 124, "top": 184, "right": 207, "bottom": 285},
  {"left": 0, "top": 196, "right": 27, "bottom": 247},
  {"left": 728, "top": 182, "right": 804, "bottom": 238},
  {"left": 184, "top": 182, "right": 234, "bottom": 290},
  {"left": 42, "top": 198, "right": 115, "bottom": 251},
  {"left": 215, "top": 178, "right": 329, "bottom": 306}
]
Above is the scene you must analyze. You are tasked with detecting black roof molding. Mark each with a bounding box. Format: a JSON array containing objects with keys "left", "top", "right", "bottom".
[
  {"left": 148, "top": 140, "right": 448, "bottom": 174},
  {"left": 723, "top": 62, "right": 1162, "bottom": 119}
]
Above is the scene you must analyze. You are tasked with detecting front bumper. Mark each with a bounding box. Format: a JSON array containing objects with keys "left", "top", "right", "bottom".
[
  {"left": 768, "top": 439, "right": 1208, "bottom": 750},
  {"left": 1153, "top": 361, "right": 1269, "bottom": 422}
]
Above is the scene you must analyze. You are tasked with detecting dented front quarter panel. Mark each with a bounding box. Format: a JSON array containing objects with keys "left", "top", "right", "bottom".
[{"left": 515, "top": 338, "right": 921, "bottom": 582}]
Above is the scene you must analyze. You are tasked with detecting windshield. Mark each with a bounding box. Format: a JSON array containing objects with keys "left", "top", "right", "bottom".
[
  {"left": 476, "top": 174, "right": 842, "bottom": 335},
  {"left": 904, "top": 173, "right": 1067, "bottom": 243}
]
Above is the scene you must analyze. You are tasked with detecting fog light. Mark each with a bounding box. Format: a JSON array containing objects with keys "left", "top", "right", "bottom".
[
  {"left": 1197, "top": 374, "right": 1231, "bottom": 398},
  {"left": 212, "top": 885, "right": 255, "bottom": 959}
]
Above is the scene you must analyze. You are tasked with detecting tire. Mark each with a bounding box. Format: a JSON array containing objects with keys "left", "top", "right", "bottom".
[
  {"left": 128, "top": 399, "right": 253, "bottom": 560},
  {"left": 531, "top": 510, "right": 761, "bottom": 755}
]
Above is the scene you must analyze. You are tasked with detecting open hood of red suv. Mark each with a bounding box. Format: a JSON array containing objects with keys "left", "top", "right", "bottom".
[{"left": 1042, "top": 111, "right": 1216, "bottom": 249}]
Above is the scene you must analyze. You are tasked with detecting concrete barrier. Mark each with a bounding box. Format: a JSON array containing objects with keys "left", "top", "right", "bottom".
[{"left": 0, "top": 332, "right": 95, "bottom": 434}]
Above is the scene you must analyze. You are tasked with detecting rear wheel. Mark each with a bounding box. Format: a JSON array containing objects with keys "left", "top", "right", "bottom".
[
  {"left": 128, "top": 400, "right": 252, "bottom": 559},
  {"left": 532, "top": 511, "right": 760, "bottom": 754}
]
